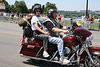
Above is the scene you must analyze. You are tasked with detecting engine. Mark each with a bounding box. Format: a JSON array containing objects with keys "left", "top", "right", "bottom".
[
  {"left": 64, "top": 46, "right": 77, "bottom": 55},
  {"left": 64, "top": 47, "right": 71, "bottom": 55}
]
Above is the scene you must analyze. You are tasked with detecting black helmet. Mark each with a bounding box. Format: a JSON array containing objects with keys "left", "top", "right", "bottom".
[
  {"left": 33, "top": 5, "right": 42, "bottom": 14},
  {"left": 47, "top": 9, "right": 57, "bottom": 18}
]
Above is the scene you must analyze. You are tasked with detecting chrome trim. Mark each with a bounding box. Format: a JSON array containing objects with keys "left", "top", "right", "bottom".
[
  {"left": 50, "top": 50, "right": 59, "bottom": 61},
  {"left": 85, "top": 47, "right": 95, "bottom": 64},
  {"left": 69, "top": 53, "right": 76, "bottom": 61},
  {"left": 36, "top": 47, "right": 43, "bottom": 57},
  {"left": 93, "top": 52, "right": 100, "bottom": 55},
  {"left": 86, "top": 34, "right": 93, "bottom": 42}
]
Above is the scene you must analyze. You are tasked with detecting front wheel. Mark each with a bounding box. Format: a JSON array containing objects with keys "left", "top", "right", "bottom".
[{"left": 84, "top": 55, "right": 100, "bottom": 67}]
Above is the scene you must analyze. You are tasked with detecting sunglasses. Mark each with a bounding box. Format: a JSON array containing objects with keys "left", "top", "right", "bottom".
[{"left": 36, "top": 10, "right": 41, "bottom": 12}]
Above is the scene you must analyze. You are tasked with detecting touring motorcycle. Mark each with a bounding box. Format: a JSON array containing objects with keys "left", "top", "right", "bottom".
[{"left": 20, "top": 22, "right": 100, "bottom": 67}]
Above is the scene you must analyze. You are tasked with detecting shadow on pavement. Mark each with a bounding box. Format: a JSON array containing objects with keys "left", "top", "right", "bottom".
[{"left": 23, "top": 59, "right": 79, "bottom": 67}]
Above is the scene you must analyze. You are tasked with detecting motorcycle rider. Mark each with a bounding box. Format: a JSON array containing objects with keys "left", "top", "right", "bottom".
[
  {"left": 31, "top": 5, "right": 50, "bottom": 57},
  {"left": 44, "top": 9, "right": 70, "bottom": 64}
]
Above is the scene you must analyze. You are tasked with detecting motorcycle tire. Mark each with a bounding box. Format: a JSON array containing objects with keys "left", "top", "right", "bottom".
[{"left": 84, "top": 55, "right": 100, "bottom": 67}]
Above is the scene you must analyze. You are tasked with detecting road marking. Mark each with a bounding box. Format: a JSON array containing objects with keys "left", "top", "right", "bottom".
[{"left": 0, "top": 31, "right": 22, "bottom": 36}]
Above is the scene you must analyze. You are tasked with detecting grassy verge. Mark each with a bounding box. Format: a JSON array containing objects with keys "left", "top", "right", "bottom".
[
  {"left": 0, "top": 16, "right": 21, "bottom": 23},
  {"left": 0, "top": 17, "right": 99, "bottom": 30},
  {"left": 61, "top": 19, "right": 99, "bottom": 30}
]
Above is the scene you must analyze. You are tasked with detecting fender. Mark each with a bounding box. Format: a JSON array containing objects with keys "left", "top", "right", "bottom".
[
  {"left": 80, "top": 46, "right": 100, "bottom": 64},
  {"left": 89, "top": 46, "right": 100, "bottom": 55}
]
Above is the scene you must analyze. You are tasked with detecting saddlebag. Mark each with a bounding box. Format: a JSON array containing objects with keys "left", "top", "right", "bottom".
[{"left": 20, "top": 42, "right": 43, "bottom": 56}]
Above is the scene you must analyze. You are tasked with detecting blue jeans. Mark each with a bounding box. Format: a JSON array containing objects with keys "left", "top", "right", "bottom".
[
  {"left": 48, "top": 37, "right": 63, "bottom": 56},
  {"left": 99, "top": 23, "right": 100, "bottom": 29},
  {"left": 89, "top": 21, "right": 91, "bottom": 29}
]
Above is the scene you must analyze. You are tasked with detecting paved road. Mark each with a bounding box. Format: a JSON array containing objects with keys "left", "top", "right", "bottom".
[
  {"left": 91, "top": 30, "right": 100, "bottom": 46},
  {"left": 0, "top": 22, "right": 100, "bottom": 67}
]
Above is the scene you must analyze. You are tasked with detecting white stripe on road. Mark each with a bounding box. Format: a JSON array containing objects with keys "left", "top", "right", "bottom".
[{"left": 0, "top": 31, "right": 22, "bottom": 36}]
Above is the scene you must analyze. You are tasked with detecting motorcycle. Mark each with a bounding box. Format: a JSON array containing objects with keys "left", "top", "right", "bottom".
[{"left": 20, "top": 22, "right": 100, "bottom": 67}]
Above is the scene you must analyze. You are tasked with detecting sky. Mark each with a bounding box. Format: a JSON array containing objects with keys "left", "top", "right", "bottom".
[{"left": 7, "top": 0, "right": 100, "bottom": 11}]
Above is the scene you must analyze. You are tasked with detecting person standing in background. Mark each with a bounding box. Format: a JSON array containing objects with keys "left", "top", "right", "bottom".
[
  {"left": 84, "top": 16, "right": 88, "bottom": 28},
  {"left": 98, "top": 15, "right": 100, "bottom": 31},
  {"left": 58, "top": 14, "right": 62, "bottom": 23},
  {"left": 81, "top": 14, "right": 85, "bottom": 26},
  {"left": 89, "top": 14, "right": 93, "bottom": 29}
]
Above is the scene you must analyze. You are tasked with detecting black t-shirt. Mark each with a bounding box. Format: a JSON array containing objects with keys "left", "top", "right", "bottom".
[{"left": 44, "top": 21, "right": 63, "bottom": 31}]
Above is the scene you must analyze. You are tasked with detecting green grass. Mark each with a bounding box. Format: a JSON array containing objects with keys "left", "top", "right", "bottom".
[
  {"left": 43, "top": 18, "right": 99, "bottom": 30},
  {"left": 61, "top": 19, "right": 71, "bottom": 26},
  {"left": 0, "top": 17, "right": 99, "bottom": 30},
  {"left": 91, "top": 21, "right": 99, "bottom": 30},
  {"left": 0, "top": 17, "right": 21, "bottom": 23},
  {"left": 60, "top": 19, "right": 99, "bottom": 30},
  {"left": 43, "top": 19, "right": 71, "bottom": 26}
]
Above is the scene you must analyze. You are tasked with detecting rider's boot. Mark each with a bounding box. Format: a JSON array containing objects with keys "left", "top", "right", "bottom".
[
  {"left": 60, "top": 55, "right": 70, "bottom": 65},
  {"left": 43, "top": 50, "right": 49, "bottom": 58}
]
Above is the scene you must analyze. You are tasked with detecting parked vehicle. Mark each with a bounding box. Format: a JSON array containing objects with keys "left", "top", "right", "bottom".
[{"left": 20, "top": 22, "right": 100, "bottom": 67}]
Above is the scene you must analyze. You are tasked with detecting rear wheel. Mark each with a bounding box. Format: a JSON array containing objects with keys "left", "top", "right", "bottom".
[{"left": 84, "top": 55, "right": 100, "bottom": 67}]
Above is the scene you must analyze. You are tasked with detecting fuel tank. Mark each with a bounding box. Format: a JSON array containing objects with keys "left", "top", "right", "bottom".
[{"left": 63, "top": 35, "right": 77, "bottom": 46}]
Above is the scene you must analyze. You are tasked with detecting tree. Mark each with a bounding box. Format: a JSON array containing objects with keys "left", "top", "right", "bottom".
[
  {"left": 10, "top": 5, "right": 16, "bottom": 13},
  {"left": 42, "top": 5, "right": 45, "bottom": 14},
  {"left": 42, "top": 2, "right": 57, "bottom": 14},
  {"left": 4, "top": 0, "right": 11, "bottom": 12},
  {"left": 14, "top": 1, "right": 29, "bottom": 13},
  {"left": 28, "top": 9, "right": 33, "bottom": 13},
  {"left": 4, "top": 1, "right": 58, "bottom": 14},
  {"left": 46, "top": 2, "right": 57, "bottom": 11}
]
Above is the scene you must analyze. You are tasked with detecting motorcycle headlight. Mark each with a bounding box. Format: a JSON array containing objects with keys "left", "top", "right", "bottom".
[{"left": 86, "top": 34, "right": 93, "bottom": 42}]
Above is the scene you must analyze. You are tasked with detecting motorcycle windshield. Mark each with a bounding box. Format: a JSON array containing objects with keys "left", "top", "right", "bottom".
[{"left": 74, "top": 26, "right": 92, "bottom": 41}]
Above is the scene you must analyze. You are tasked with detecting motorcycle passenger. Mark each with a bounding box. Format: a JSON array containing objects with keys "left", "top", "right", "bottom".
[
  {"left": 31, "top": 5, "right": 50, "bottom": 58},
  {"left": 44, "top": 9, "right": 70, "bottom": 64}
]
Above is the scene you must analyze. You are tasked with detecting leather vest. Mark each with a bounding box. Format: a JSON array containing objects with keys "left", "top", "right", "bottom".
[{"left": 45, "top": 19, "right": 61, "bottom": 37}]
